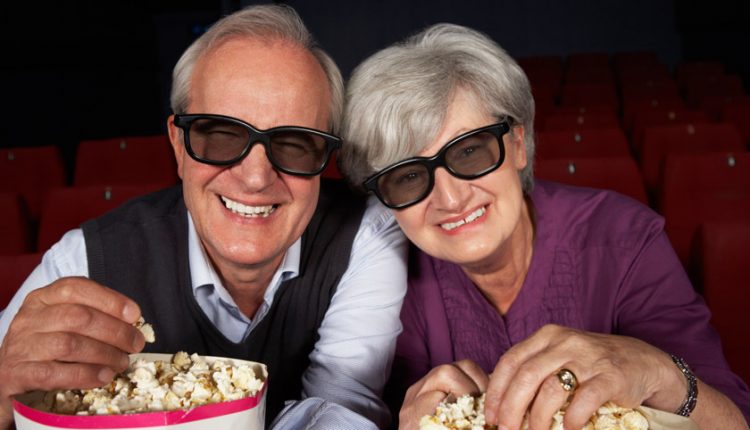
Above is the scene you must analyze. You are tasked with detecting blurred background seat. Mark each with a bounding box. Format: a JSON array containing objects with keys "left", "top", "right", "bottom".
[
  {"left": 0, "top": 192, "right": 33, "bottom": 255},
  {"left": 631, "top": 108, "right": 710, "bottom": 152},
  {"left": 74, "top": 135, "right": 179, "bottom": 188},
  {"left": 542, "top": 111, "right": 621, "bottom": 132},
  {"left": 36, "top": 184, "right": 165, "bottom": 251},
  {"left": 559, "top": 82, "right": 618, "bottom": 109},
  {"left": 640, "top": 122, "right": 744, "bottom": 198},
  {"left": 694, "top": 222, "right": 750, "bottom": 385},
  {"left": 536, "top": 128, "right": 630, "bottom": 159},
  {"left": 0, "top": 252, "right": 43, "bottom": 309},
  {"left": 0, "top": 146, "right": 66, "bottom": 223},
  {"left": 660, "top": 152, "right": 750, "bottom": 268},
  {"left": 721, "top": 96, "right": 750, "bottom": 146},
  {"left": 535, "top": 156, "right": 648, "bottom": 204}
]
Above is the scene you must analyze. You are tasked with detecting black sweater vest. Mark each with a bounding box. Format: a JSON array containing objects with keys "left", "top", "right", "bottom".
[{"left": 81, "top": 180, "right": 366, "bottom": 424}]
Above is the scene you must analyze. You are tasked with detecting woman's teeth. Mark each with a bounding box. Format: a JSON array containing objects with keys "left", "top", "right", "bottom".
[
  {"left": 221, "top": 196, "right": 276, "bottom": 218},
  {"left": 440, "top": 206, "right": 486, "bottom": 231}
]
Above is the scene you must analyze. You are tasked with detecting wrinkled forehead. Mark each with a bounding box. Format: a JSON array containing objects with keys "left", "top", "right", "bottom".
[{"left": 190, "top": 37, "right": 331, "bottom": 129}]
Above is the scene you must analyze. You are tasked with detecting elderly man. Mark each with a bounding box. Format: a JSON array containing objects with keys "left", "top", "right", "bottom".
[{"left": 0, "top": 5, "right": 406, "bottom": 429}]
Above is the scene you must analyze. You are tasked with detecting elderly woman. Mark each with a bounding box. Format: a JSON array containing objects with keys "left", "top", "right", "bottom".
[{"left": 340, "top": 24, "right": 750, "bottom": 430}]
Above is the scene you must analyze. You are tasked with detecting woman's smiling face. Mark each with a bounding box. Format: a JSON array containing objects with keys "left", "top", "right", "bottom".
[{"left": 391, "top": 89, "right": 530, "bottom": 270}]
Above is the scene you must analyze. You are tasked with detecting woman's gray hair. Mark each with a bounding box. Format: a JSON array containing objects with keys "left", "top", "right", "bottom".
[
  {"left": 170, "top": 4, "right": 344, "bottom": 133},
  {"left": 340, "top": 23, "right": 536, "bottom": 193}
]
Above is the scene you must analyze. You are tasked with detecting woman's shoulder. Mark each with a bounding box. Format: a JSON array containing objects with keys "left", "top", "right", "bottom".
[{"left": 531, "top": 180, "right": 664, "bottom": 250}]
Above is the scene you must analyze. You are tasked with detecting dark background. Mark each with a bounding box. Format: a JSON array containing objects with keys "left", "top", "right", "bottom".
[{"left": 0, "top": 0, "right": 748, "bottom": 168}]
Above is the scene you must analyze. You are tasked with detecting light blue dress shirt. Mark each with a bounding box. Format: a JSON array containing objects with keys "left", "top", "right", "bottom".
[{"left": 0, "top": 196, "right": 407, "bottom": 429}]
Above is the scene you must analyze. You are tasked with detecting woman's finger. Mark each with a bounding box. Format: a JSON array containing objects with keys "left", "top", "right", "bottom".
[
  {"left": 453, "top": 359, "right": 490, "bottom": 392},
  {"left": 527, "top": 373, "right": 572, "bottom": 430},
  {"left": 484, "top": 324, "right": 564, "bottom": 423}
]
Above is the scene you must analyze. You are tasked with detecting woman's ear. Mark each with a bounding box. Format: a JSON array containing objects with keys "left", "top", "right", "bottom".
[{"left": 509, "top": 125, "right": 527, "bottom": 170}]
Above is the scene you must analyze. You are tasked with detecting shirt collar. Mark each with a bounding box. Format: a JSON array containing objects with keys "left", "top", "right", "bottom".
[{"left": 186, "top": 212, "right": 301, "bottom": 306}]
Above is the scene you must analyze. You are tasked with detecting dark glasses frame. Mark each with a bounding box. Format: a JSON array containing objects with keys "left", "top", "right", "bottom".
[
  {"left": 363, "top": 118, "right": 513, "bottom": 209},
  {"left": 173, "top": 113, "right": 342, "bottom": 176}
]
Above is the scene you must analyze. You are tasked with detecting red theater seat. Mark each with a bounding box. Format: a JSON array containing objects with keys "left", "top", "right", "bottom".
[
  {"left": 74, "top": 135, "right": 179, "bottom": 187},
  {"left": 683, "top": 74, "right": 744, "bottom": 109},
  {"left": 0, "top": 193, "right": 33, "bottom": 255},
  {"left": 621, "top": 95, "right": 685, "bottom": 134},
  {"left": 560, "top": 82, "right": 618, "bottom": 108},
  {"left": 721, "top": 96, "right": 750, "bottom": 146},
  {"left": 695, "top": 222, "right": 750, "bottom": 385},
  {"left": 36, "top": 184, "right": 163, "bottom": 251},
  {"left": 536, "top": 128, "right": 630, "bottom": 160},
  {"left": 613, "top": 51, "right": 659, "bottom": 70},
  {"left": 641, "top": 122, "right": 744, "bottom": 197},
  {"left": 542, "top": 111, "right": 620, "bottom": 132},
  {"left": 0, "top": 252, "right": 43, "bottom": 309},
  {"left": 519, "top": 55, "right": 564, "bottom": 90},
  {"left": 660, "top": 152, "right": 750, "bottom": 267},
  {"left": 0, "top": 146, "right": 66, "bottom": 221},
  {"left": 676, "top": 61, "right": 725, "bottom": 88},
  {"left": 617, "top": 64, "right": 671, "bottom": 86},
  {"left": 631, "top": 108, "right": 710, "bottom": 153},
  {"left": 535, "top": 156, "right": 647, "bottom": 204}
]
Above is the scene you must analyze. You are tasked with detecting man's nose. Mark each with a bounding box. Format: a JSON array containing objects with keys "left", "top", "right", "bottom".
[{"left": 230, "top": 142, "right": 278, "bottom": 191}]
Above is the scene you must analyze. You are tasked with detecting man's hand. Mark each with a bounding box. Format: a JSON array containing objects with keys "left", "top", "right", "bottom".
[
  {"left": 0, "top": 277, "right": 145, "bottom": 429},
  {"left": 399, "top": 359, "right": 488, "bottom": 430}
]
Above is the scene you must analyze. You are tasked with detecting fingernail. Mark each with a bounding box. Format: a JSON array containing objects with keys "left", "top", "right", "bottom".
[
  {"left": 120, "top": 354, "right": 131, "bottom": 370},
  {"left": 98, "top": 367, "right": 115, "bottom": 383},
  {"left": 133, "top": 332, "right": 144, "bottom": 351},
  {"left": 123, "top": 303, "right": 139, "bottom": 322}
]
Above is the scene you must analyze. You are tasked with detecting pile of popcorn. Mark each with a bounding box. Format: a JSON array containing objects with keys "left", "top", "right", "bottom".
[
  {"left": 419, "top": 394, "right": 649, "bottom": 430},
  {"left": 419, "top": 394, "right": 490, "bottom": 430},
  {"left": 41, "top": 351, "right": 265, "bottom": 415}
]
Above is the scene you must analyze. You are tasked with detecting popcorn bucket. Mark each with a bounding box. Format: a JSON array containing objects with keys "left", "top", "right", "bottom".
[{"left": 13, "top": 354, "right": 268, "bottom": 430}]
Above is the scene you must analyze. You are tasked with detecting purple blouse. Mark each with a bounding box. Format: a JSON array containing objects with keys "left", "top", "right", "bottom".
[{"left": 393, "top": 180, "right": 750, "bottom": 421}]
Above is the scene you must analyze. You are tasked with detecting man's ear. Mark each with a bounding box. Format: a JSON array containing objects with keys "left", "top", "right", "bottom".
[
  {"left": 510, "top": 125, "right": 527, "bottom": 170},
  {"left": 167, "top": 115, "right": 185, "bottom": 180}
]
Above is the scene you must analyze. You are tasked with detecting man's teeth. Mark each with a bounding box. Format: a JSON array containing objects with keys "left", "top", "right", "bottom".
[
  {"left": 440, "top": 207, "right": 486, "bottom": 231},
  {"left": 221, "top": 196, "right": 276, "bottom": 218}
]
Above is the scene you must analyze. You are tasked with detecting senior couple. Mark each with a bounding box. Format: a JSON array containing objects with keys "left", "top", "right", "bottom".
[{"left": 0, "top": 4, "right": 747, "bottom": 430}]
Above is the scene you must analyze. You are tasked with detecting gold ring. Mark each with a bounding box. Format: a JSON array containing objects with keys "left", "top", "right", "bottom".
[{"left": 556, "top": 368, "right": 578, "bottom": 392}]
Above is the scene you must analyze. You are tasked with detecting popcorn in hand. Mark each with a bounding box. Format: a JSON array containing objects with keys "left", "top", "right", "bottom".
[
  {"left": 133, "top": 317, "right": 155, "bottom": 343},
  {"left": 419, "top": 394, "right": 649, "bottom": 430}
]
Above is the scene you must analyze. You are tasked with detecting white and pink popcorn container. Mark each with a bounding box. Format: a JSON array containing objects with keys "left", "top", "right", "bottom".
[{"left": 13, "top": 353, "right": 268, "bottom": 430}]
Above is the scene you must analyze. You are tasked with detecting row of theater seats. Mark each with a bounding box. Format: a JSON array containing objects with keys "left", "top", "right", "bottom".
[
  {"left": 527, "top": 53, "right": 750, "bottom": 383},
  {"left": 0, "top": 135, "right": 178, "bottom": 222},
  {"left": 0, "top": 53, "right": 748, "bottom": 382},
  {"left": 0, "top": 135, "right": 183, "bottom": 314}
]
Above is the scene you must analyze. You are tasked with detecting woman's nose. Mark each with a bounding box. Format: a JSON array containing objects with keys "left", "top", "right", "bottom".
[{"left": 430, "top": 168, "right": 471, "bottom": 211}]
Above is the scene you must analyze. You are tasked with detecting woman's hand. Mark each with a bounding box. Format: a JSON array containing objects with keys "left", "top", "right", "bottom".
[
  {"left": 483, "top": 324, "right": 685, "bottom": 430},
  {"left": 399, "top": 359, "right": 489, "bottom": 430}
]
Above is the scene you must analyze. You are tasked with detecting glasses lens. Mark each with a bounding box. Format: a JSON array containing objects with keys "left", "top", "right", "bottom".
[
  {"left": 269, "top": 131, "right": 329, "bottom": 174},
  {"left": 445, "top": 131, "right": 502, "bottom": 177},
  {"left": 188, "top": 117, "right": 249, "bottom": 163},
  {"left": 377, "top": 162, "right": 431, "bottom": 207}
]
